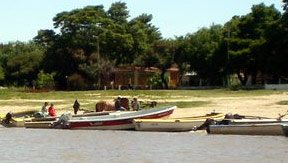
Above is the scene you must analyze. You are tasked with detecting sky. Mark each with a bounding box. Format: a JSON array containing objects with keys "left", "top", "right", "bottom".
[{"left": 0, "top": 0, "right": 284, "bottom": 43}]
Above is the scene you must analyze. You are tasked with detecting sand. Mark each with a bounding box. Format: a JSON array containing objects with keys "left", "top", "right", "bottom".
[{"left": 1, "top": 93, "right": 288, "bottom": 119}]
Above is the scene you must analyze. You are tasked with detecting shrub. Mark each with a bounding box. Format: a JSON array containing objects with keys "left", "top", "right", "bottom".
[
  {"left": 33, "top": 70, "right": 55, "bottom": 89},
  {"left": 67, "top": 73, "right": 87, "bottom": 90}
]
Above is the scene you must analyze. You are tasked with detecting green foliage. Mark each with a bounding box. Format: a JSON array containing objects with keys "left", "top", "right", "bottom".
[
  {"left": 225, "top": 4, "right": 281, "bottom": 85},
  {"left": 34, "top": 2, "right": 161, "bottom": 90},
  {"left": 0, "top": 65, "right": 4, "bottom": 82},
  {"left": 1, "top": 2, "right": 287, "bottom": 90},
  {"left": 185, "top": 24, "right": 226, "bottom": 85},
  {"left": 0, "top": 41, "right": 44, "bottom": 86},
  {"left": 33, "top": 70, "right": 55, "bottom": 88},
  {"left": 67, "top": 73, "right": 88, "bottom": 90},
  {"left": 147, "top": 72, "right": 169, "bottom": 89}
]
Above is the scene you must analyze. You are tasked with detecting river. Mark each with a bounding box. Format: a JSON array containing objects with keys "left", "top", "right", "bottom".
[{"left": 0, "top": 128, "right": 287, "bottom": 163}]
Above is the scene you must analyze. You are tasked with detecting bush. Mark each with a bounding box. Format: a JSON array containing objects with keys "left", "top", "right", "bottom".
[
  {"left": 33, "top": 70, "right": 55, "bottom": 89},
  {"left": 67, "top": 73, "right": 87, "bottom": 90},
  {"left": 147, "top": 72, "right": 169, "bottom": 89}
]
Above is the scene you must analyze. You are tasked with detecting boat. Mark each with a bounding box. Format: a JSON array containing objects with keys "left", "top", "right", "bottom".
[
  {"left": 227, "top": 118, "right": 288, "bottom": 125},
  {"left": 133, "top": 113, "right": 225, "bottom": 132},
  {"left": 207, "top": 123, "right": 287, "bottom": 136},
  {"left": 24, "top": 111, "right": 136, "bottom": 129},
  {"left": 66, "top": 106, "right": 176, "bottom": 130},
  {"left": 0, "top": 110, "right": 38, "bottom": 127},
  {"left": 283, "top": 124, "right": 288, "bottom": 137},
  {"left": 25, "top": 121, "right": 55, "bottom": 128}
]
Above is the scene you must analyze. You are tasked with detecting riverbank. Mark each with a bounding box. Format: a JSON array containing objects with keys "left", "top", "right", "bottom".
[{"left": 0, "top": 89, "right": 288, "bottom": 118}]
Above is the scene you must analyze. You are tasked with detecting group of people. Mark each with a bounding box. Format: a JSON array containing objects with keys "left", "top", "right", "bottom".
[
  {"left": 41, "top": 102, "right": 57, "bottom": 117},
  {"left": 40, "top": 97, "right": 139, "bottom": 117},
  {"left": 114, "top": 97, "right": 140, "bottom": 111}
]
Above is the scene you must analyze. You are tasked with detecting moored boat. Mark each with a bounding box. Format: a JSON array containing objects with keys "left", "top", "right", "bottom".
[
  {"left": 207, "top": 123, "right": 287, "bottom": 136},
  {"left": 25, "top": 121, "right": 55, "bottom": 128},
  {"left": 227, "top": 118, "right": 288, "bottom": 125},
  {"left": 0, "top": 110, "right": 38, "bottom": 127},
  {"left": 133, "top": 113, "right": 225, "bottom": 132},
  {"left": 283, "top": 124, "right": 288, "bottom": 137},
  {"left": 67, "top": 106, "right": 176, "bottom": 130}
]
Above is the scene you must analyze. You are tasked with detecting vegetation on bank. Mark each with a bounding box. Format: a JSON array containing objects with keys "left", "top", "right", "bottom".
[
  {"left": 0, "top": 88, "right": 287, "bottom": 112},
  {"left": 0, "top": 1, "right": 288, "bottom": 90}
]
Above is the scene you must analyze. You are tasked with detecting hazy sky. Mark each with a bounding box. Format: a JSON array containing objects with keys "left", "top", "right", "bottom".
[{"left": 0, "top": 0, "right": 284, "bottom": 43}]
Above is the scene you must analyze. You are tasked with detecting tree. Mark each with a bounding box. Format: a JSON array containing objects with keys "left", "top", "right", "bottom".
[
  {"left": 225, "top": 4, "right": 281, "bottom": 85},
  {"left": 108, "top": 2, "right": 129, "bottom": 24},
  {"left": 0, "top": 41, "right": 44, "bottom": 86},
  {"left": 34, "top": 2, "right": 161, "bottom": 90},
  {"left": 185, "top": 25, "right": 226, "bottom": 86},
  {"left": 129, "top": 14, "right": 162, "bottom": 66},
  {"left": 151, "top": 39, "right": 176, "bottom": 89},
  {"left": 284, "top": 0, "right": 288, "bottom": 12}
]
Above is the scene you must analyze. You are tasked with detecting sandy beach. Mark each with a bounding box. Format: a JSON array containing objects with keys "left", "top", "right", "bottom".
[
  {"left": 171, "top": 93, "right": 288, "bottom": 118},
  {"left": 1, "top": 92, "right": 288, "bottom": 119}
]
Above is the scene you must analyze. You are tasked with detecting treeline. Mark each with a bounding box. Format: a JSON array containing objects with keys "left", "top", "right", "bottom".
[{"left": 0, "top": 2, "right": 288, "bottom": 90}]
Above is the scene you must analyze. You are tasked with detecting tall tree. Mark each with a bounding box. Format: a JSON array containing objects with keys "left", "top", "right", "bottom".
[
  {"left": 0, "top": 42, "right": 44, "bottom": 86},
  {"left": 225, "top": 3, "right": 281, "bottom": 85},
  {"left": 186, "top": 25, "right": 226, "bottom": 86}
]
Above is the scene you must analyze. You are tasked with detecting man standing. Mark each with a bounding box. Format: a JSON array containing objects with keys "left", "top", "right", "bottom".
[{"left": 73, "top": 100, "right": 80, "bottom": 115}]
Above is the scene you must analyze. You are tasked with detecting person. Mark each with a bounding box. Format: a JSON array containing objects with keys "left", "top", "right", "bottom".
[
  {"left": 41, "top": 102, "right": 49, "bottom": 114},
  {"left": 73, "top": 99, "right": 80, "bottom": 115},
  {"left": 3, "top": 111, "right": 12, "bottom": 125},
  {"left": 114, "top": 97, "right": 125, "bottom": 111},
  {"left": 131, "top": 97, "right": 140, "bottom": 111},
  {"left": 48, "top": 103, "right": 57, "bottom": 117}
]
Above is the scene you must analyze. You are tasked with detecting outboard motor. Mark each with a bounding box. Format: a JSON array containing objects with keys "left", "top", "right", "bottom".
[{"left": 52, "top": 112, "right": 72, "bottom": 129}]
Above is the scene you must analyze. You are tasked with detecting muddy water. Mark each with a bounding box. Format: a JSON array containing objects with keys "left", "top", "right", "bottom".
[{"left": 0, "top": 128, "right": 287, "bottom": 163}]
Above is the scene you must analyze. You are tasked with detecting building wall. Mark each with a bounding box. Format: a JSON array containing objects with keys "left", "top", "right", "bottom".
[{"left": 114, "top": 67, "right": 179, "bottom": 89}]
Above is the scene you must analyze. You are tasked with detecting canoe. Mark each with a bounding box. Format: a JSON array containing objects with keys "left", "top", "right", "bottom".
[
  {"left": 133, "top": 113, "right": 225, "bottom": 132},
  {"left": 207, "top": 123, "right": 287, "bottom": 136},
  {"left": 67, "top": 106, "right": 176, "bottom": 130}
]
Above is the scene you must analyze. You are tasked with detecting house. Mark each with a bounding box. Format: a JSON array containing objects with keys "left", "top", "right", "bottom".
[{"left": 108, "top": 66, "right": 179, "bottom": 89}]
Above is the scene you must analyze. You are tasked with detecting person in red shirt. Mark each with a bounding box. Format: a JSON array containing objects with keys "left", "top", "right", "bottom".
[{"left": 48, "top": 103, "right": 57, "bottom": 117}]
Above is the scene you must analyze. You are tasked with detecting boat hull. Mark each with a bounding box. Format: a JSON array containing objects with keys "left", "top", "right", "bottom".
[
  {"left": 25, "top": 121, "right": 54, "bottom": 128},
  {"left": 283, "top": 124, "right": 288, "bottom": 137},
  {"left": 207, "top": 123, "right": 286, "bottom": 136},
  {"left": 228, "top": 119, "right": 288, "bottom": 125},
  {"left": 68, "top": 106, "right": 175, "bottom": 130},
  {"left": 133, "top": 113, "right": 225, "bottom": 132}
]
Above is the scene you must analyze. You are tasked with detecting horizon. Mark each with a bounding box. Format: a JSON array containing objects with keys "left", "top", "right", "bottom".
[{"left": 0, "top": 0, "right": 284, "bottom": 43}]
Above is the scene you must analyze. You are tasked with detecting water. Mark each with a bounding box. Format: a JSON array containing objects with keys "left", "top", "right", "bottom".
[{"left": 0, "top": 127, "right": 287, "bottom": 163}]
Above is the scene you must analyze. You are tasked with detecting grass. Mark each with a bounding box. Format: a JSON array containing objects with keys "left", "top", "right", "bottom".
[
  {"left": 0, "top": 88, "right": 285, "bottom": 100},
  {"left": 0, "top": 88, "right": 287, "bottom": 112},
  {"left": 157, "top": 101, "right": 211, "bottom": 108}
]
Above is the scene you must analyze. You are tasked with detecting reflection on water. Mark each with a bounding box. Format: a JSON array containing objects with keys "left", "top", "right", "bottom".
[{"left": 0, "top": 127, "right": 288, "bottom": 163}]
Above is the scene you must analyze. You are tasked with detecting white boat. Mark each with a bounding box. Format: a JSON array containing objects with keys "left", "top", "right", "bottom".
[
  {"left": 133, "top": 113, "right": 225, "bottom": 132},
  {"left": 67, "top": 106, "right": 176, "bottom": 130},
  {"left": 207, "top": 123, "right": 287, "bottom": 136},
  {"left": 227, "top": 118, "right": 288, "bottom": 125}
]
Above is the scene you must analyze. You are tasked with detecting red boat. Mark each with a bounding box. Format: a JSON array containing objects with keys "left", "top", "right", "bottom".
[{"left": 68, "top": 106, "right": 176, "bottom": 130}]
